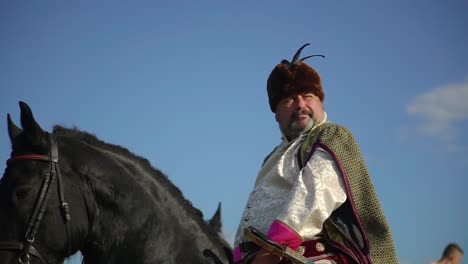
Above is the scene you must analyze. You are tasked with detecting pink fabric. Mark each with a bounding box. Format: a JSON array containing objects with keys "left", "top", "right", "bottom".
[
  {"left": 300, "top": 239, "right": 354, "bottom": 263},
  {"left": 267, "top": 220, "right": 302, "bottom": 250},
  {"left": 233, "top": 246, "right": 242, "bottom": 263}
]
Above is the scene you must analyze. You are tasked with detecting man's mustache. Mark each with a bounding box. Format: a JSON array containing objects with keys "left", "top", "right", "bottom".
[{"left": 290, "top": 109, "right": 313, "bottom": 122}]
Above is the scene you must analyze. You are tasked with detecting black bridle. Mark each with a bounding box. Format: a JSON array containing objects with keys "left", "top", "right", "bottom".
[{"left": 0, "top": 134, "right": 71, "bottom": 264}]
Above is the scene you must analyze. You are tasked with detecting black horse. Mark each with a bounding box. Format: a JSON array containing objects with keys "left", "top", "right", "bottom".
[{"left": 0, "top": 102, "right": 232, "bottom": 264}]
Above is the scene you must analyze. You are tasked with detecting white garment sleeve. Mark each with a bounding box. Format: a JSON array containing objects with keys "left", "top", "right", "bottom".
[{"left": 276, "top": 147, "right": 347, "bottom": 238}]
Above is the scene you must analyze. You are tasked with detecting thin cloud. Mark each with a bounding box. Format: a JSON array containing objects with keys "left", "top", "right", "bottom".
[{"left": 407, "top": 77, "right": 468, "bottom": 144}]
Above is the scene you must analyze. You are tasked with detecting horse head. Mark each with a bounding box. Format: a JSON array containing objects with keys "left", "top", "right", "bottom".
[
  {"left": 0, "top": 102, "right": 232, "bottom": 264},
  {"left": 0, "top": 102, "right": 92, "bottom": 264}
]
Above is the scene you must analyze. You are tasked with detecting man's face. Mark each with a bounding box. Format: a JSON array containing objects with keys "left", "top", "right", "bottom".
[
  {"left": 449, "top": 251, "right": 463, "bottom": 264},
  {"left": 275, "top": 92, "right": 324, "bottom": 139}
]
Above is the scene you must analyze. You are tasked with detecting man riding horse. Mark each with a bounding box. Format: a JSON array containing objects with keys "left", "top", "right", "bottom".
[{"left": 233, "top": 44, "right": 398, "bottom": 264}]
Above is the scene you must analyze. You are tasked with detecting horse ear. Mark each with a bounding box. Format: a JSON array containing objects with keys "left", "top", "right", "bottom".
[
  {"left": 208, "top": 202, "right": 222, "bottom": 233},
  {"left": 7, "top": 113, "right": 22, "bottom": 141},
  {"left": 19, "top": 101, "right": 46, "bottom": 145}
]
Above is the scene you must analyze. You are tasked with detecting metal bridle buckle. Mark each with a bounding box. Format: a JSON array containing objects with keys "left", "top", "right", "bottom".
[{"left": 18, "top": 252, "right": 31, "bottom": 264}]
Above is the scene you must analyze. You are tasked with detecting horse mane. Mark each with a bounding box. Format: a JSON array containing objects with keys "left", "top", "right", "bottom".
[{"left": 52, "top": 125, "right": 212, "bottom": 229}]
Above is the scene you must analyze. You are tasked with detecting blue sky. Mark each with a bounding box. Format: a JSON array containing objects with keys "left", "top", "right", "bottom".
[{"left": 1, "top": 1, "right": 467, "bottom": 264}]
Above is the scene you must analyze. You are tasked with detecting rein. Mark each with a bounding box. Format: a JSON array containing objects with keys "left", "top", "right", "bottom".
[{"left": 0, "top": 134, "right": 71, "bottom": 264}]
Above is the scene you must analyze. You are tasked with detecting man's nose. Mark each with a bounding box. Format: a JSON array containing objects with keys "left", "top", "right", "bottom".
[{"left": 296, "top": 96, "right": 306, "bottom": 109}]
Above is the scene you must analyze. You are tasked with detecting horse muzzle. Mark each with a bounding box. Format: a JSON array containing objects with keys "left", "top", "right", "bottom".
[{"left": 0, "top": 241, "right": 48, "bottom": 264}]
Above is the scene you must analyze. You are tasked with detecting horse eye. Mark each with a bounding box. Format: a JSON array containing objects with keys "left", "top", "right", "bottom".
[{"left": 14, "top": 187, "right": 31, "bottom": 200}]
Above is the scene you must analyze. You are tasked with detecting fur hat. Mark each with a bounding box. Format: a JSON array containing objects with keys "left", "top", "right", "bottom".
[{"left": 267, "top": 43, "right": 325, "bottom": 112}]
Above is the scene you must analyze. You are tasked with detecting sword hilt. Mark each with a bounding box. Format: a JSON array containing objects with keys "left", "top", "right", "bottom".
[{"left": 243, "top": 226, "right": 314, "bottom": 264}]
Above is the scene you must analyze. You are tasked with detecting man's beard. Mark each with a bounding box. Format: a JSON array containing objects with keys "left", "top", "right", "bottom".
[{"left": 283, "top": 109, "right": 315, "bottom": 140}]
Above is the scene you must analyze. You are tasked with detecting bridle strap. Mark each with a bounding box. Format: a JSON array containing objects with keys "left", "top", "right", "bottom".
[
  {"left": 50, "top": 135, "right": 72, "bottom": 255},
  {"left": 24, "top": 161, "right": 55, "bottom": 243},
  {"left": 49, "top": 135, "right": 70, "bottom": 223},
  {"left": 0, "top": 241, "right": 23, "bottom": 252},
  {"left": 6, "top": 155, "right": 51, "bottom": 165}
]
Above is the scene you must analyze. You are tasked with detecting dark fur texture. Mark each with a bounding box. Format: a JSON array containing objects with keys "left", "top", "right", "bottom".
[{"left": 0, "top": 102, "right": 232, "bottom": 264}]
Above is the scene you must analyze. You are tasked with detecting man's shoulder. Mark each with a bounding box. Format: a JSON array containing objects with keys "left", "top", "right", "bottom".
[
  {"left": 311, "top": 122, "right": 354, "bottom": 139},
  {"left": 261, "top": 143, "right": 284, "bottom": 166},
  {"left": 301, "top": 122, "right": 360, "bottom": 158}
]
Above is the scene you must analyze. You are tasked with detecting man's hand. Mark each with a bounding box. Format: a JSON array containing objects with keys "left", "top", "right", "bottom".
[{"left": 251, "top": 249, "right": 282, "bottom": 264}]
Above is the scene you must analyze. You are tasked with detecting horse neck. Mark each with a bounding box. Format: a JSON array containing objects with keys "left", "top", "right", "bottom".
[{"left": 76, "top": 146, "right": 228, "bottom": 264}]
